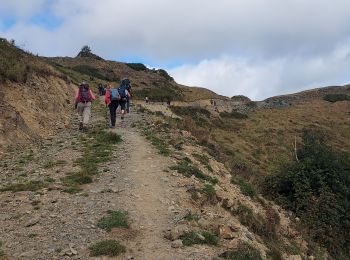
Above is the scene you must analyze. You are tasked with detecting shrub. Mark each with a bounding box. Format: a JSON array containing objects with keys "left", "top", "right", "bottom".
[
  {"left": 126, "top": 63, "right": 147, "bottom": 71},
  {"left": 179, "top": 231, "right": 218, "bottom": 246},
  {"left": 220, "top": 242, "right": 262, "bottom": 260},
  {"left": 323, "top": 93, "right": 350, "bottom": 102},
  {"left": 170, "top": 159, "right": 218, "bottom": 184},
  {"left": 156, "top": 69, "right": 174, "bottom": 81},
  {"left": 0, "top": 180, "right": 47, "bottom": 192},
  {"left": 72, "top": 65, "right": 118, "bottom": 81},
  {"left": 89, "top": 240, "right": 126, "bottom": 257},
  {"left": 143, "top": 129, "right": 170, "bottom": 155},
  {"left": 219, "top": 110, "right": 248, "bottom": 119},
  {"left": 97, "top": 211, "right": 129, "bottom": 231},
  {"left": 262, "top": 128, "right": 350, "bottom": 258},
  {"left": 231, "top": 178, "right": 257, "bottom": 198}
]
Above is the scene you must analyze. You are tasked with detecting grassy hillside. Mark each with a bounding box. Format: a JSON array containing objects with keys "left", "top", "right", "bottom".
[
  {"left": 155, "top": 91, "right": 350, "bottom": 258},
  {"left": 46, "top": 56, "right": 223, "bottom": 102}
]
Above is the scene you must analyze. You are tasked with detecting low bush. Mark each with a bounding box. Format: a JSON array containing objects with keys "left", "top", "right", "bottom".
[
  {"left": 231, "top": 178, "right": 257, "bottom": 198},
  {"left": 220, "top": 242, "right": 262, "bottom": 260},
  {"left": 89, "top": 240, "right": 126, "bottom": 257},
  {"left": 220, "top": 110, "right": 248, "bottom": 119},
  {"left": 170, "top": 159, "right": 218, "bottom": 184},
  {"left": 126, "top": 63, "right": 147, "bottom": 71},
  {"left": 143, "top": 129, "right": 170, "bottom": 155},
  {"left": 179, "top": 231, "right": 218, "bottom": 246},
  {"left": 0, "top": 180, "right": 47, "bottom": 192},
  {"left": 97, "top": 210, "right": 129, "bottom": 231},
  {"left": 323, "top": 93, "right": 350, "bottom": 102},
  {"left": 262, "top": 128, "right": 350, "bottom": 258}
]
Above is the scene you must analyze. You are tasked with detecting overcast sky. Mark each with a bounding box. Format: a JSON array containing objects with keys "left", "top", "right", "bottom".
[{"left": 1, "top": 0, "right": 350, "bottom": 100}]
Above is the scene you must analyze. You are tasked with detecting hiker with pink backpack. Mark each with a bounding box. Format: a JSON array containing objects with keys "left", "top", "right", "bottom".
[{"left": 74, "top": 82, "right": 96, "bottom": 131}]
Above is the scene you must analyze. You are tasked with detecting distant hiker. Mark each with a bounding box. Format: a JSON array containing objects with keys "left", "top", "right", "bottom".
[
  {"left": 166, "top": 98, "right": 171, "bottom": 106},
  {"left": 105, "top": 83, "right": 130, "bottom": 128},
  {"left": 145, "top": 96, "right": 149, "bottom": 104},
  {"left": 74, "top": 82, "right": 96, "bottom": 131},
  {"left": 121, "top": 78, "right": 132, "bottom": 113},
  {"left": 98, "top": 83, "right": 103, "bottom": 96}
]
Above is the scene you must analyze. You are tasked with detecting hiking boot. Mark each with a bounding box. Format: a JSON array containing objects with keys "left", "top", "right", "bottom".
[
  {"left": 79, "top": 122, "right": 83, "bottom": 131},
  {"left": 121, "top": 116, "right": 124, "bottom": 120}
]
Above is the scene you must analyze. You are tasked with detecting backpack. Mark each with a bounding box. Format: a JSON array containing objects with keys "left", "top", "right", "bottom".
[
  {"left": 118, "top": 85, "right": 127, "bottom": 99},
  {"left": 79, "top": 84, "right": 91, "bottom": 102},
  {"left": 110, "top": 88, "right": 120, "bottom": 101}
]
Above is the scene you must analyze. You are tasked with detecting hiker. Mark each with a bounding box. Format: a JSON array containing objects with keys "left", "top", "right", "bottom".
[
  {"left": 105, "top": 83, "right": 130, "bottom": 128},
  {"left": 145, "top": 96, "right": 149, "bottom": 104},
  {"left": 74, "top": 82, "right": 96, "bottom": 131},
  {"left": 122, "top": 78, "right": 132, "bottom": 113},
  {"left": 98, "top": 83, "right": 103, "bottom": 96}
]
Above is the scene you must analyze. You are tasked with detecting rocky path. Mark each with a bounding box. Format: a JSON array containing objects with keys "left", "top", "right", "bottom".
[{"left": 0, "top": 100, "right": 217, "bottom": 260}]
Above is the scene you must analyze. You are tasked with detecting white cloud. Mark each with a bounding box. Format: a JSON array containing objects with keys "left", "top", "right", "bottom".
[
  {"left": 2, "top": 0, "right": 350, "bottom": 98},
  {"left": 169, "top": 41, "right": 350, "bottom": 100}
]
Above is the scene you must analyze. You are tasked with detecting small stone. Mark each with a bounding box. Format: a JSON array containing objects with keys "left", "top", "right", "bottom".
[
  {"left": 171, "top": 240, "right": 183, "bottom": 248},
  {"left": 25, "top": 217, "right": 40, "bottom": 227},
  {"left": 196, "top": 233, "right": 205, "bottom": 241}
]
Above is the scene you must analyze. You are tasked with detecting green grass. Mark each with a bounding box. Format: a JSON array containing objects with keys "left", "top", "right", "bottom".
[
  {"left": 220, "top": 242, "right": 262, "bottom": 260},
  {"left": 231, "top": 178, "right": 257, "bottom": 198},
  {"left": 170, "top": 159, "right": 218, "bottom": 184},
  {"left": 323, "top": 93, "right": 350, "bottom": 103},
  {"left": 219, "top": 110, "right": 248, "bottom": 119},
  {"left": 0, "top": 241, "right": 4, "bottom": 257},
  {"left": 179, "top": 231, "right": 219, "bottom": 246},
  {"left": 0, "top": 180, "right": 47, "bottom": 192},
  {"left": 192, "top": 153, "right": 213, "bottom": 172},
  {"left": 89, "top": 240, "right": 126, "bottom": 257},
  {"left": 62, "top": 128, "right": 121, "bottom": 191},
  {"left": 97, "top": 211, "right": 129, "bottom": 231},
  {"left": 143, "top": 129, "right": 170, "bottom": 155}
]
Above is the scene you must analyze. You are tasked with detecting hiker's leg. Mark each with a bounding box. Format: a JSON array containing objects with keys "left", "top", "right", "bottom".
[
  {"left": 109, "top": 102, "right": 117, "bottom": 127},
  {"left": 82, "top": 102, "right": 91, "bottom": 126},
  {"left": 126, "top": 99, "right": 130, "bottom": 113},
  {"left": 119, "top": 100, "right": 126, "bottom": 119},
  {"left": 77, "top": 102, "right": 84, "bottom": 129}
]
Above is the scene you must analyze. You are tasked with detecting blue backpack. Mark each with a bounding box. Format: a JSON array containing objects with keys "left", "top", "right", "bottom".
[
  {"left": 110, "top": 89, "right": 120, "bottom": 101},
  {"left": 118, "top": 85, "right": 127, "bottom": 99}
]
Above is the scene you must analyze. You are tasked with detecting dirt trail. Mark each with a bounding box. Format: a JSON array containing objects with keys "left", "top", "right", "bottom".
[
  {"left": 0, "top": 99, "right": 216, "bottom": 260},
  {"left": 100, "top": 102, "right": 215, "bottom": 260}
]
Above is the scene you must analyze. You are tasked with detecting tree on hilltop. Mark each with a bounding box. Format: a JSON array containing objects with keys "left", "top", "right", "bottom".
[{"left": 76, "top": 45, "right": 103, "bottom": 60}]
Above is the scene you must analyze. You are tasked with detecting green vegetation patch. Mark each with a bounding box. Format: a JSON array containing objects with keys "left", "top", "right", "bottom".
[
  {"left": 170, "top": 106, "right": 211, "bottom": 118},
  {"left": 89, "top": 240, "right": 126, "bottom": 257},
  {"left": 0, "top": 38, "right": 53, "bottom": 82},
  {"left": 0, "top": 180, "right": 47, "bottom": 192},
  {"left": 231, "top": 178, "right": 257, "bottom": 198},
  {"left": 125, "top": 63, "right": 147, "bottom": 71},
  {"left": 219, "top": 110, "right": 248, "bottom": 119},
  {"left": 62, "top": 128, "right": 121, "bottom": 192},
  {"left": 232, "top": 202, "right": 279, "bottom": 240},
  {"left": 323, "top": 93, "right": 350, "bottom": 102},
  {"left": 72, "top": 65, "right": 118, "bottom": 81},
  {"left": 143, "top": 129, "right": 170, "bottom": 155},
  {"left": 262, "top": 128, "right": 350, "bottom": 258},
  {"left": 170, "top": 159, "right": 218, "bottom": 184},
  {"left": 179, "top": 231, "right": 218, "bottom": 246},
  {"left": 220, "top": 242, "right": 262, "bottom": 260},
  {"left": 97, "top": 210, "right": 129, "bottom": 231},
  {"left": 0, "top": 241, "right": 4, "bottom": 257},
  {"left": 192, "top": 153, "right": 213, "bottom": 172}
]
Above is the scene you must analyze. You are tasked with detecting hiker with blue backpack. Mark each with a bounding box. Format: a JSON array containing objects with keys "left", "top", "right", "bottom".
[
  {"left": 74, "top": 81, "right": 96, "bottom": 131},
  {"left": 121, "top": 78, "right": 132, "bottom": 113},
  {"left": 105, "top": 81, "right": 130, "bottom": 128}
]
